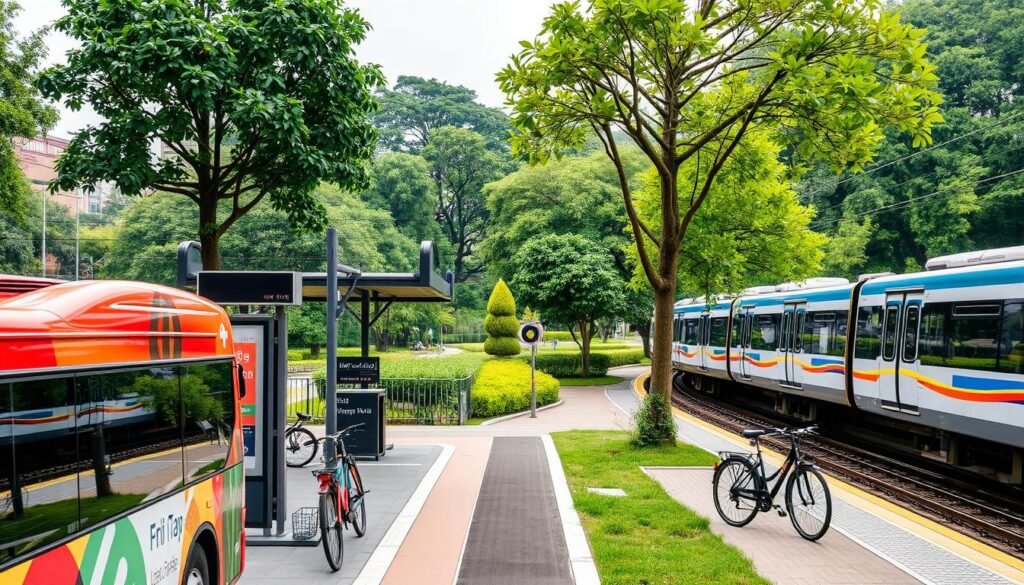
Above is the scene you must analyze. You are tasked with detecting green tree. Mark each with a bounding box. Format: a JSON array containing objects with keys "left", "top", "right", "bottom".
[
  {"left": 362, "top": 152, "right": 445, "bottom": 246},
  {"left": 0, "top": 0, "right": 57, "bottom": 218},
  {"left": 289, "top": 303, "right": 328, "bottom": 357},
  {"left": 373, "top": 76, "right": 510, "bottom": 153},
  {"left": 627, "top": 132, "right": 827, "bottom": 297},
  {"left": 499, "top": 0, "right": 942, "bottom": 439},
  {"left": 483, "top": 147, "right": 647, "bottom": 278},
  {"left": 422, "top": 127, "right": 505, "bottom": 282},
  {"left": 511, "top": 234, "right": 625, "bottom": 377},
  {"left": 484, "top": 279, "right": 521, "bottom": 357},
  {"left": 39, "top": 0, "right": 383, "bottom": 269}
]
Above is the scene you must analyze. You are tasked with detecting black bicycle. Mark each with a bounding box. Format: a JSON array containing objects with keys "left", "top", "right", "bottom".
[
  {"left": 712, "top": 425, "right": 832, "bottom": 541},
  {"left": 285, "top": 412, "right": 319, "bottom": 468}
]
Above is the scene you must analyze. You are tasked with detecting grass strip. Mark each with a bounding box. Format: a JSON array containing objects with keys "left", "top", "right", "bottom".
[
  {"left": 552, "top": 430, "right": 768, "bottom": 585},
  {"left": 557, "top": 375, "right": 624, "bottom": 386}
]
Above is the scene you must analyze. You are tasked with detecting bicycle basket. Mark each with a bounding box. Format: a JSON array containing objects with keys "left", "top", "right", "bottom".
[{"left": 291, "top": 506, "right": 319, "bottom": 541}]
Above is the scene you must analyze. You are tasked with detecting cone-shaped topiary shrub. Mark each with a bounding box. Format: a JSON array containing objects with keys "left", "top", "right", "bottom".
[{"left": 484, "top": 279, "right": 521, "bottom": 357}]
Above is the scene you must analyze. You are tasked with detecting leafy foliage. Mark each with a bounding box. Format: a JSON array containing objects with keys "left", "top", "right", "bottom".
[
  {"left": 471, "top": 359, "right": 560, "bottom": 417},
  {"left": 484, "top": 279, "right": 520, "bottom": 356},
  {"left": 39, "top": 0, "right": 383, "bottom": 268},
  {"left": 510, "top": 233, "right": 624, "bottom": 376},
  {"left": 801, "top": 0, "right": 1024, "bottom": 276},
  {"left": 522, "top": 353, "right": 611, "bottom": 377},
  {"left": 632, "top": 391, "right": 677, "bottom": 447},
  {"left": 373, "top": 76, "right": 511, "bottom": 153},
  {"left": 422, "top": 127, "right": 507, "bottom": 282},
  {"left": 0, "top": 0, "right": 57, "bottom": 217},
  {"left": 362, "top": 152, "right": 447, "bottom": 248},
  {"left": 499, "top": 0, "right": 943, "bottom": 427}
]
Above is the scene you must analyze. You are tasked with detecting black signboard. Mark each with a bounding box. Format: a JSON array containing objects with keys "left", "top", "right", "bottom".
[
  {"left": 197, "top": 271, "right": 302, "bottom": 306},
  {"left": 336, "top": 357, "right": 380, "bottom": 384},
  {"left": 336, "top": 390, "right": 386, "bottom": 458}
]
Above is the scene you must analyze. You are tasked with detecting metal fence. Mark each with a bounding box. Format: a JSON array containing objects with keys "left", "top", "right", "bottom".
[{"left": 285, "top": 373, "right": 475, "bottom": 425}]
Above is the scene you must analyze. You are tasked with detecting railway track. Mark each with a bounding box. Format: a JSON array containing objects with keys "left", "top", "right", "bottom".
[{"left": 670, "top": 382, "right": 1024, "bottom": 558}]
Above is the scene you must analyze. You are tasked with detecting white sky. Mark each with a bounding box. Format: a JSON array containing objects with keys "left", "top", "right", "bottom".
[{"left": 15, "top": 0, "right": 555, "bottom": 139}]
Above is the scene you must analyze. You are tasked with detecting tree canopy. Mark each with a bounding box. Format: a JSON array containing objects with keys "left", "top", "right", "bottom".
[
  {"left": 500, "top": 0, "right": 943, "bottom": 440},
  {"left": 0, "top": 0, "right": 56, "bottom": 217},
  {"left": 39, "top": 0, "right": 383, "bottom": 269},
  {"left": 511, "top": 233, "right": 624, "bottom": 376},
  {"left": 373, "top": 76, "right": 510, "bottom": 153}
]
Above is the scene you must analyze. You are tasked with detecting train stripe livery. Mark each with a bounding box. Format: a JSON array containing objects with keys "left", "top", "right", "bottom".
[{"left": 671, "top": 251, "right": 1024, "bottom": 451}]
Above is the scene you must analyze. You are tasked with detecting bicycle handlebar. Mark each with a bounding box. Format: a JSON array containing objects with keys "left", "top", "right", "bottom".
[
  {"left": 764, "top": 425, "right": 818, "bottom": 437},
  {"left": 325, "top": 423, "right": 365, "bottom": 441}
]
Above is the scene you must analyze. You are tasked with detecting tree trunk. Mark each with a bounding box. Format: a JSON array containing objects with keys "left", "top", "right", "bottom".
[
  {"left": 637, "top": 320, "right": 652, "bottom": 359},
  {"left": 198, "top": 202, "right": 222, "bottom": 270},
  {"left": 650, "top": 284, "right": 677, "bottom": 405},
  {"left": 580, "top": 320, "right": 592, "bottom": 378},
  {"left": 310, "top": 344, "right": 321, "bottom": 358}
]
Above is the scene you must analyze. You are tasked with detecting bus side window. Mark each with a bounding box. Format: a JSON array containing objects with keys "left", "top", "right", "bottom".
[
  {"left": 2, "top": 378, "right": 80, "bottom": 557},
  {"left": 182, "top": 362, "right": 236, "bottom": 483}
]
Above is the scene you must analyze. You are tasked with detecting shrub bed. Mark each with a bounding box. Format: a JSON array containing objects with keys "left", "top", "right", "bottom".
[
  {"left": 471, "top": 359, "right": 560, "bottom": 417},
  {"left": 517, "top": 352, "right": 611, "bottom": 377}
]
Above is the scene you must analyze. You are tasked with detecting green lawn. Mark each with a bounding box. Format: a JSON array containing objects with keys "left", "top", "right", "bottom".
[
  {"left": 557, "top": 375, "right": 624, "bottom": 386},
  {"left": 552, "top": 431, "right": 768, "bottom": 585}
]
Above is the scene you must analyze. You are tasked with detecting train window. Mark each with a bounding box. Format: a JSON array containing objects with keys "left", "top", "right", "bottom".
[
  {"left": 919, "top": 303, "right": 948, "bottom": 366},
  {"left": 999, "top": 302, "right": 1023, "bottom": 374},
  {"left": 751, "top": 314, "right": 778, "bottom": 351},
  {"left": 855, "top": 306, "right": 883, "bottom": 359},
  {"left": 953, "top": 304, "right": 1001, "bottom": 318},
  {"left": 74, "top": 367, "right": 185, "bottom": 530},
  {"left": 793, "top": 312, "right": 806, "bottom": 353},
  {"left": 732, "top": 313, "right": 744, "bottom": 347},
  {"left": 683, "top": 319, "right": 700, "bottom": 345},
  {"left": 2, "top": 378, "right": 80, "bottom": 558},
  {"left": 709, "top": 317, "right": 728, "bottom": 347},
  {"left": 882, "top": 306, "right": 899, "bottom": 361},
  {"left": 780, "top": 313, "right": 790, "bottom": 352},
  {"left": 902, "top": 305, "right": 921, "bottom": 362},
  {"left": 948, "top": 309, "right": 1000, "bottom": 372},
  {"left": 182, "top": 362, "right": 236, "bottom": 483}
]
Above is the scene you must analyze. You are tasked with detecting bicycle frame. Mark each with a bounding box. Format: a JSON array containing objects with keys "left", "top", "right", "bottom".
[
  {"left": 316, "top": 431, "right": 363, "bottom": 526},
  {"left": 723, "top": 435, "right": 809, "bottom": 512}
]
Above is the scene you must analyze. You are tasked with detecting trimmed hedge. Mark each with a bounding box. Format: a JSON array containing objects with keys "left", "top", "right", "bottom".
[
  {"left": 472, "top": 359, "right": 560, "bottom": 417},
  {"left": 518, "top": 353, "right": 610, "bottom": 377},
  {"left": 601, "top": 348, "right": 647, "bottom": 368},
  {"left": 485, "top": 279, "right": 520, "bottom": 357}
]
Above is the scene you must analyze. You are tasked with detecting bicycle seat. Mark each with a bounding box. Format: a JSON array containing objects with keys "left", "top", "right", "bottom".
[
  {"left": 741, "top": 429, "right": 767, "bottom": 439},
  {"left": 296, "top": 412, "right": 312, "bottom": 422}
]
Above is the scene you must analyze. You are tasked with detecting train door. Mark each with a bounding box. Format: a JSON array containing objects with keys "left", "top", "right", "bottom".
[
  {"left": 782, "top": 302, "right": 806, "bottom": 387},
  {"left": 880, "top": 290, "right": 923, "bottom": 413},
  {"left": 698, "top": 313, "right": 710, "bottom": 371},
  {"left": 736, "top": 308, "right": 753, "bottom": 380}
]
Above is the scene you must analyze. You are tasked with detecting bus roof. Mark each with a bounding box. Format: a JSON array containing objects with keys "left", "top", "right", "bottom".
[
  {"left": 0, "top": 275, "right": 64, "bottom": 300},
  {"left": 0, "top": 279, "right": 234, "bottom": 375}
]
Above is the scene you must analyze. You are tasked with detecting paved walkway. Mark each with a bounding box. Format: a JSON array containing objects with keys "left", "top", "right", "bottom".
[
  {"left": 605, "top": 376, "right": 1024, "bottom": 585},
  {"left": 647, "top": 467, "right": 918, "bottom": 585}
]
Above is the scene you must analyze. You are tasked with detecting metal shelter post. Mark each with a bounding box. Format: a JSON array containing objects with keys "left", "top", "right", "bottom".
[
  {"left": 361, "top": 295, "right": 370, "bottom": 389},
  {"left": 325, "top": 228, "right": 338, "bottom": 453},
  {"left": 274, "top": 306, "right": 287, "bottom": 536}
]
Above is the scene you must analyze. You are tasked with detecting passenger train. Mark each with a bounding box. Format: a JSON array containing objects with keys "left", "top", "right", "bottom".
[{"left": 671, "top": 246, "right": 1024, "bottom": 481}]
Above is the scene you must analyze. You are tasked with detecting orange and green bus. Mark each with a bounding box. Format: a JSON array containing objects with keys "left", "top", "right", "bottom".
[{"left": 0, "top": 278, "right": 245, "bottom": 585}]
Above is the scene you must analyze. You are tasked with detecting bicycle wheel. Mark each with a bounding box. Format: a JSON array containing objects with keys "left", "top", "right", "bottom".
[
  {"left": 319, "top": 489, "right": 344, "bottom": 571},
  {"left": 786, "top": 466, "right": 832, "bottom": 541},
  {"left": 712, "top": 458, "right": 760, "bottom": 527},
  {"left": 347, "top": 461, "right": 367, "bottom": 537},
  {"left": 285, "top": 428, "right": 318, "bottom": 468}
]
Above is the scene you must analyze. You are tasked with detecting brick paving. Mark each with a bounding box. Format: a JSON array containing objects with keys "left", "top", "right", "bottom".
[{"left": 647, "top": 467, "right": 919, "bottom": 585}]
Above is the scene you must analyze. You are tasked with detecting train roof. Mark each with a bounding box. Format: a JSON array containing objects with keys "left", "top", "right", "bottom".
[
  {"left": 0, "top": 279, "right": 233, "bottom": 375},
  {"left": 860, "top": 259, "right": 1024, "bottom": 296}
]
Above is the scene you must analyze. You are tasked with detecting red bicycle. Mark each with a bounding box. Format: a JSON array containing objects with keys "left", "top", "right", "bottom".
[{"left": 314, "top": 423, "right": 368, "bottom": 571}]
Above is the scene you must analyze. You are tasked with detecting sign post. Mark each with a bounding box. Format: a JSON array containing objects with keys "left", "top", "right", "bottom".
[{"left": 518, "top": 322, "right": 544, "bottom": 418}]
